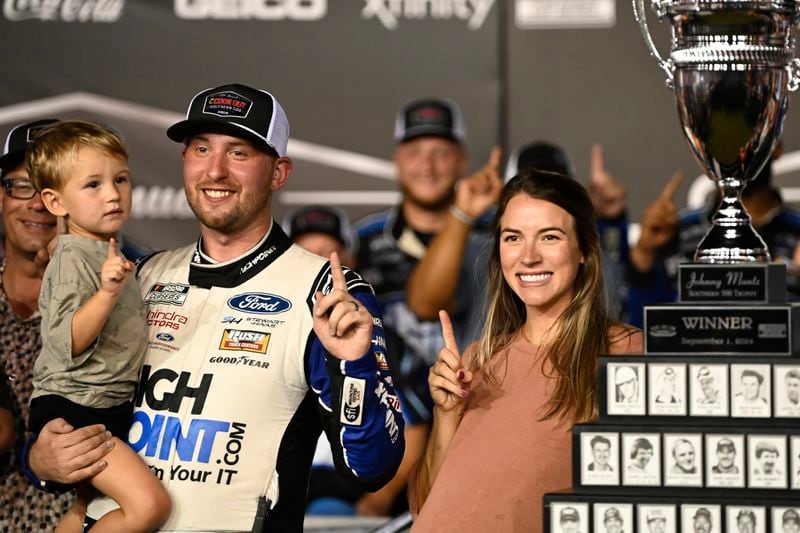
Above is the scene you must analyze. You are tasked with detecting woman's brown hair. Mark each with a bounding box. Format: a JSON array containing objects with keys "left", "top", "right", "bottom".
[{"left": 471, "top": 169, "right": 630, "bottom": 424}]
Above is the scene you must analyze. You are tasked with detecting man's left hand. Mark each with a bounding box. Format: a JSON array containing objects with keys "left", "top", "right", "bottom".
[{"left": 313, "top": 252, "right": 373, "bottom": 360}]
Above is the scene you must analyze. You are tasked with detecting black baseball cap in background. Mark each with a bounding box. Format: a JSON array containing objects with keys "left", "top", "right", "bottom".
[{"left": 0, "top": 119, "right": 59, "bottom": 174}]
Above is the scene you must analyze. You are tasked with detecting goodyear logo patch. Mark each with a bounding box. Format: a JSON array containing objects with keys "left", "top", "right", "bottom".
[
  {"left": 203, "top": 90, "right": 252, "bottom": 118},
  {"left": 219, "top": 329, "right": 270, "bottom": 354},
  {"left": 144, "top": 283, "right": 190, "bottom": 306}
]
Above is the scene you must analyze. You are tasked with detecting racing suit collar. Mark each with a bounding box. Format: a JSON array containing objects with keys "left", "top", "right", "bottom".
[{"left": 189, "top": 222, "right": 293, "bottom": 288}]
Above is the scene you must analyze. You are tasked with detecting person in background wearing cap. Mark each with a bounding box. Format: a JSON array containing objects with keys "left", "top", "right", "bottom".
[
  {"left": 784, "top": 509, "right": 800, "bottom": 533},
  {"left": 284, "top": 205, "right": 356, "bottom": 268},
  {"left": 754, "top": 441, "right": 781, "bottom": 476},
  {"left": 626, "top": 150, "right": 800, "bottom": 329},
  {"left": 646, "top": 509, "right": 667, "bottom": 533},
  {"left": 284, "top": 205, "right": 415, "bottom": 517},
  {"left": 692, "top": 507, "right": 713, "bottom": 533},
  {"left": 615, "top": 365, "right": 639, "bottom": 403},
  {"left": 0, "top": 119, "right": 75, "bottom": 530},
  {"left": 503, "top": 142, "right": 631, "bottom": 320},
  {"left": 696, "top": 366, "right": 720, "bottom": 404},
  {"left": 355, "top": 98, "right": 499, "bottom": 514},
  {"left": 603, "top": 507, "right": 625, "bottom": 533},
  {"left": 23, "top": 84, "right": 404, "bottom": 532},
  {"left": 736, "top": 509, "right": 757, "bottom": 533},
  {"left": 559, "top": 506, "right": 581, "bottom": 533},
  {"left": 712, "top": 437, "right": 739, "bottom": 474},
  {"left": 670, "top": 438, "right": 697, "bottom": 474}
]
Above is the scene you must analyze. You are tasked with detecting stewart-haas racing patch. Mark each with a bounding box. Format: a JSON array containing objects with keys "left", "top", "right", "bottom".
[{"left": 340, "top": 376, "right": 365, "bottom": 426}]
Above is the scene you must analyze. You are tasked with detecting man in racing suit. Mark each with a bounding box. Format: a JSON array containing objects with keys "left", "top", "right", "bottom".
[{"left": 24, "top": 83, "right": 405, "bottom": 532}]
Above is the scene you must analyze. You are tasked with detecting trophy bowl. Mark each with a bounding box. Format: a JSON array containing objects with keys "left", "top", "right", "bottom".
[{"left": 634, "top": 0, "right": 800, "bottom": 263}]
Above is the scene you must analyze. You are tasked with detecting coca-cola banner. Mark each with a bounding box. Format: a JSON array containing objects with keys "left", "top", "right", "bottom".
[{"left": 0, "top": 0, "right": 797, "bottom": 251}]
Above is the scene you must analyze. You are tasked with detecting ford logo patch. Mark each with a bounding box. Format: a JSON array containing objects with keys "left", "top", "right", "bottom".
[
  {"left": 155, "top": 333, "right": 175, "bottom": 342},
  {"left": 227, "top": 293, "right": 292, "bottom": 315}
]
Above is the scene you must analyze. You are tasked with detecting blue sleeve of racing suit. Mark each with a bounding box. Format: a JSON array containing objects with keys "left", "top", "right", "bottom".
[{"left": 305, "top": 266, "right": 405, "bottom": 491}]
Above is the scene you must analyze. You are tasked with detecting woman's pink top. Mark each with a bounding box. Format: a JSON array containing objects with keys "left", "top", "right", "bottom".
[{"left": 410, "top": 332, "right": 642, "bottom": 532}]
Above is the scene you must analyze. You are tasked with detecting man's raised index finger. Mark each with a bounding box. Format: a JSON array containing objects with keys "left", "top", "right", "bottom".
[
  {"left": 438, "top": 309, "right": 459, "bottom": 354},
  {"left": 488, "top": 146, "right": 502, "bottom": 170},
  {"left": 329, "top": 251, "right": 348, "bottom": 292},
  {"left": 659, "top": 170, "right": 684, "bottom": 201},
  {"left": 590, "top": 144, "right": 605, "bottom": 183}
]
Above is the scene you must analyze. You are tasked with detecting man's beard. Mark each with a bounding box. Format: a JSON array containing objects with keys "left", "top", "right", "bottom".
[{"left": 401, "top": 183, "right": 456, "bottom": 211}]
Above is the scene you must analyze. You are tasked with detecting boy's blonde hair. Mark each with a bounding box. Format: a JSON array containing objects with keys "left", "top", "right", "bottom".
[{"left": 26, "top": 120, "right": 128, "bottom": 192}]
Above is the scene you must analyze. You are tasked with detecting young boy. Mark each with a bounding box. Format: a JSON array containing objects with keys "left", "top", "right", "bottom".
[{"left": 26, "top": 120, "right": 170, "bottom": 532}]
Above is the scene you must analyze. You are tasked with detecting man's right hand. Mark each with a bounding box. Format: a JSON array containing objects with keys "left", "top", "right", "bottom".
[
  {"left": 631, "top": 171, "right": 683, "bottom": 272},
  {"left": 29, "top": 418, "right": 113, "bottom": 485}
]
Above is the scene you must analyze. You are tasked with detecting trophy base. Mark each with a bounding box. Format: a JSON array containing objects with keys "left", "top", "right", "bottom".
[{"left": 693, "top": 224, "right": 772, "bottom": 264}]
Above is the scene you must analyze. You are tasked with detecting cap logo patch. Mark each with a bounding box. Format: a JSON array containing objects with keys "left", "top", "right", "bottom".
[
  {"left": 26, "top": 125, "right": 50, "bottom": 142},
  {"left": 411, "top": 107, "right": 445, "bottom": 125},
  {"left": 203, "top": 91, "right": 252, "bottom": 119}
]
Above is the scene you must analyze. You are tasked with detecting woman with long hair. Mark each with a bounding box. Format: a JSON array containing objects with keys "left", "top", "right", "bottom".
[{"left": 409, "top": 170, "right": 642, "bottom": 531}]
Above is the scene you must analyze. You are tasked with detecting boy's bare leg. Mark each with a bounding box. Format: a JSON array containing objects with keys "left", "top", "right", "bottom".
[
  {"left": 54, "top": 485, "right": 91, "bottom": 533},
  {"left": 86, "top": 437, "right": 171, "bottom": 532}
]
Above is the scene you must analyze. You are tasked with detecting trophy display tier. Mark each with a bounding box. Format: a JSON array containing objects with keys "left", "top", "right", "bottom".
[
  {"left": 678, "top": 263, "right": 787, "bottom": 304},
  {"left": 544, "top": 492, "right": 799, "bottom": 533},
  {"left": 572, "top": 424, "right": 800, "bottom": 495},
  {"left": 600, "top": 356, "right": 800, "bottom": 421},
  {"left": 644, "top": 304, "right": 799, "bottom": 356}
]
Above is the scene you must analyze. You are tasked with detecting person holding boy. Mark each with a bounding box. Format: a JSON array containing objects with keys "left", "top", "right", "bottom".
[
  {"left": 0, "top": 118, "right": 76, "bottom": 530},
  {"left": 26, "top": 84, "right": 404, "bottom": 532},
  {"left": 27, "top": 120, "right": 171, "bottom": 531}
]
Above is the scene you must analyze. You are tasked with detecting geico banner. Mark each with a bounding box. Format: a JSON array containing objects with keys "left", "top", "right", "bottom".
[
  {"left": 174, "top": 0, "right": 326, "bottom": 20},
  {"left": 3, "top": 0, "right": 124, "bottom": 22}
]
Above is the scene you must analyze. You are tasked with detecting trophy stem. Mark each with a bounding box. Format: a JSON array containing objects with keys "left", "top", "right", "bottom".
[{"left": 693, "top": 177, "right": 772, "bottom": 264}]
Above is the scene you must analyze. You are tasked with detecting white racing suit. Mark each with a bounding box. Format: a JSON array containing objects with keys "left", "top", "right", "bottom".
[{"left": 86, "top": 224, "right": 405, "bottom": 531}]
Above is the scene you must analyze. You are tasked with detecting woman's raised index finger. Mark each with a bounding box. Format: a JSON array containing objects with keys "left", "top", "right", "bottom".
[
  {"left": 329, "top": 251, "right": 348, "bottom": 291},
  {"left": 438, "top": 309, "right": 460, "bottom": 354}
]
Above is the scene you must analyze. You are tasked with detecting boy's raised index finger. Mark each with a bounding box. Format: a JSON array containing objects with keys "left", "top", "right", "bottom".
[
  {"left": 438, "top": 310, "right": 459, "bottom": 354},
  {"left": 329, "top": 251, "right": 348, "bottom": 292},
  {"left": 107, "top": 238, "right": 118, "bottom": 259}
]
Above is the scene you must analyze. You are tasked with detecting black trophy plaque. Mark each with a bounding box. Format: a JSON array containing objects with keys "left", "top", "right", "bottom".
[
  {"left": 678, "top": 263, "right": 786, "bottom": 304},
  {"left": 645, "top": 305, "right": 799, "bottom": 355}
]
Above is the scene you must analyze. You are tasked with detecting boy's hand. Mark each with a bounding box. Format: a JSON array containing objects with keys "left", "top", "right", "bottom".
[{"left": 100, "top": 238, "right": 133, "bottom": 297}]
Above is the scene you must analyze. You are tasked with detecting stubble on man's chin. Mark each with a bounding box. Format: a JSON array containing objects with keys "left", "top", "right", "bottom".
[{"left": 401, "top": 184, "right": 456, "bottom": 212}]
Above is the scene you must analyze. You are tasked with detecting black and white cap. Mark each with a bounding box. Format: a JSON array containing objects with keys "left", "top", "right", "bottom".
[
  {"left": 167, "top": 83, "right": 289, "bottom": 157},
  {"left": 394, "top": 98, "right": 466, "bottom": 144},
  {"left": 504, "top": 141, "right": 573, "bottom": 182},
  {"left": 0, "top": 118, "right": 59, "bottom": 172},
  {"left": 282, "top": 205, "right": 356, "bottom": 253}
]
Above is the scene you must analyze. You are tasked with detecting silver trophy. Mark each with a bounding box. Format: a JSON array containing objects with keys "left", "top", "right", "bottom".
[{"left": 634, "top": 0, "right": 800, "bottom": 263}]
